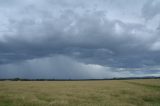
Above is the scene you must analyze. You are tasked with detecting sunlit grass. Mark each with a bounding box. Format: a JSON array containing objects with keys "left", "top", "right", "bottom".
[{"left": 0, "top": 79, "right": 160, "bottom": 106}]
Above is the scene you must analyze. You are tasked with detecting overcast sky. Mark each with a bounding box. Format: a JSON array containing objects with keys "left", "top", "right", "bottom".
[{"left": 0, "top": 0, "right": 160, "bottom": 79}]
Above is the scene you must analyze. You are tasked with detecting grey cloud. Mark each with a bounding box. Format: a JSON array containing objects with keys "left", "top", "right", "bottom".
[
  {"left": 0, "top": 9, "right": 155, "bottom": 68},
  {"left": 142, "top": 0, "right": 160, "bottom": 20},
  {"left": 0, "top": 55, "right": 121, "bottom": 79},
  {"left": 1, "top": 55, "right": 159, "bottom": 79},
  {"left": 0, "top": 0, "right": 160, "bottom": 78}
]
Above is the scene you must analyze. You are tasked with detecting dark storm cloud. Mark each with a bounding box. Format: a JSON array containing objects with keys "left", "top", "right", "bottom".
[{"left": 0, "top": 0, "right": 160, "bottom": 78}]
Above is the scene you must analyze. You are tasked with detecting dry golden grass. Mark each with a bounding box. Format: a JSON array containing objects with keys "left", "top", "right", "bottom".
[{"left": 0, "top": 79, "right": 160, "bottom": 106}]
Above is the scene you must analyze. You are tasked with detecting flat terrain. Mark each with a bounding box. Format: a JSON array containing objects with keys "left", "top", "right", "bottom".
[{"left": 0, "top": 79, "right": 160, "bottom": 106}]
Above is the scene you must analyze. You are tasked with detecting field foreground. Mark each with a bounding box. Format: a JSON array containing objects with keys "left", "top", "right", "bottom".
[{"left": 0, "top": 79, "right": 160, "bottom": 106}]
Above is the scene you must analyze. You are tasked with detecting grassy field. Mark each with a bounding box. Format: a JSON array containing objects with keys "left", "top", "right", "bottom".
[{"left": 0, "top": 79, "right": 160, "bottom": 106}]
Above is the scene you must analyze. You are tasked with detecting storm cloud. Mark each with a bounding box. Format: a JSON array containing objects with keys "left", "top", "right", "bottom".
[{"left": 0, "top": 0, "right": 160, "bottom": 79}]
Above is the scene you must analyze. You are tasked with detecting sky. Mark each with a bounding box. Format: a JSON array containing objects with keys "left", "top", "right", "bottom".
[{"left": 0, "top": 0, "right": 160, "bottom": 79}]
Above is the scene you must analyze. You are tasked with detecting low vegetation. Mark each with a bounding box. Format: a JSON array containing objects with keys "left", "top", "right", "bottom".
[{"left": 0, "top": 79, "right": 160, "bottom": 106}]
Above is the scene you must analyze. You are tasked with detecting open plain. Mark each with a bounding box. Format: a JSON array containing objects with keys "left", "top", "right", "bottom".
[{"left": 0, "top": 79, "right": 160, "bottom": 106}]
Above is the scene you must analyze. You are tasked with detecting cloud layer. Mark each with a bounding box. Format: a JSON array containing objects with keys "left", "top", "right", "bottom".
[{"left": 0, "top": 0, "right": 160, "bottom": 79}]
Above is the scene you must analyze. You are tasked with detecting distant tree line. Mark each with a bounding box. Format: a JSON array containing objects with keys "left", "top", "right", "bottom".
[{"left": 0, "top": 76, "right": 160, "bottom": 81}]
